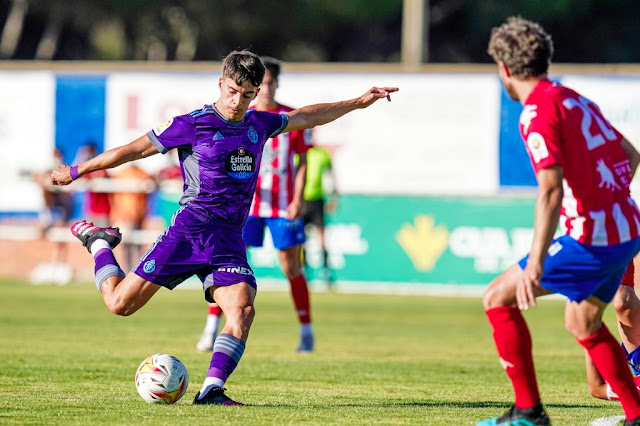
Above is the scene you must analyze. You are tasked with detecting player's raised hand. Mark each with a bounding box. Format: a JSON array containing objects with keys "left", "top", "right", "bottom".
[
  {"left": 357, "top": 87, "right": 399, "bottom": 109},
  {"left": 50, "top": 165, "right": 73, "bottom": 186}
]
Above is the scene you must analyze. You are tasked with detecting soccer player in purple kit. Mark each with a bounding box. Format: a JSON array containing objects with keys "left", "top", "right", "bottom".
[{"left": 50, "top": 50, "right": 398, "bottom": 406}]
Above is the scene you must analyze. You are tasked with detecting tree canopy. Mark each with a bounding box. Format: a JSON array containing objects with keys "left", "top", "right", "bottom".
[{"left": 1, "top": 0, "right": 638, "bottom": 63}]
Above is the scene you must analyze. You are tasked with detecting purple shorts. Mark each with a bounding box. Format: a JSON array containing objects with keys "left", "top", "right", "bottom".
[{"left": 133, "top": 205, "right": 257, "bottom": 303}]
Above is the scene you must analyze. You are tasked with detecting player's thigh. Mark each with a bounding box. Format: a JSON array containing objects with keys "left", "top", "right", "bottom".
[
  {"left": 278, "top": 244, "right": 303, "bottom": 275},
  {"left": 210, "top": 282, "right": 256, "bottom": 317},
  {"left": 242, "top": 216, "right": 265, "bottom": 247}
]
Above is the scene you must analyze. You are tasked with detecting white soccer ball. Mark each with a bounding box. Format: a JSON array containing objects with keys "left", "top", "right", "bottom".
[{"left": 135, "top": 353, "right": 189, "bottom": 404}]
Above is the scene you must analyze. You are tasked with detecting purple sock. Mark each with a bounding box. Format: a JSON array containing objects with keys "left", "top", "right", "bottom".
[
  {"left": 207, "top": 333, "right": 246, "bottom": 382},
  {"left": 94, "top": 248, "right": 125, "bottom": 293}
]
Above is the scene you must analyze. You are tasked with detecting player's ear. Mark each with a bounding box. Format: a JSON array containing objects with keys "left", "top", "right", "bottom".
[
  {"left": 218, "top": 77, "right": 223, "bottom": 89},
  {"left": 254, "top": 87, "right": 260, "bottom": 98},
  {"left": 498, "top": 61, "right": 512, "bottom": 78}
]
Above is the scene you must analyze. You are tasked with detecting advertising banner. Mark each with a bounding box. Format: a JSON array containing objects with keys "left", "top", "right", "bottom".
[
  {"left": 0, "top": 71, "right": 55, "bottom": 213},
  {"left": 244, "top": 194, "right": 536, "bottom": 291},
  {"left": 105, "top": 72, "right": 501, "bottom": 194}
]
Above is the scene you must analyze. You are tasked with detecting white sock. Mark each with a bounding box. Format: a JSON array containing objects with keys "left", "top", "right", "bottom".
[
  {"left": 90, "top": 239, "right": 110, "bottom": 255},
  {"left": 205, "top": 314, "right": 221, "bottom": 335},
  {"left": 198, "top": 377, "right": 225, "bottom": 398},
  {"left": 300, "top": 323, "right": 313, "bottom": 337}
]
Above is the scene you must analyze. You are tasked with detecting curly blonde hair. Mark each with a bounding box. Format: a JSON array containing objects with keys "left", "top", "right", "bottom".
[{"left": 487, "top": 17, "right": 553, "bottom": 78}]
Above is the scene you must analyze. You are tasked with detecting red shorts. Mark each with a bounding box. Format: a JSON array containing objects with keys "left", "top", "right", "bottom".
[{"left": 621, "top": 262, "right": 635, "bottom": 288}]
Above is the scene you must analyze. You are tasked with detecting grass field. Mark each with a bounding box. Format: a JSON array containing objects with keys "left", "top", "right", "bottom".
[{"left": 0, "top": 278, "right": 629, "bottom": 425}]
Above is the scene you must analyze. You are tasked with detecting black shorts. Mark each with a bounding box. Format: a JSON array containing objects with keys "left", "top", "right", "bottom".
[{"left": 303, "top": 199, "right": 325, "bottom": 227}]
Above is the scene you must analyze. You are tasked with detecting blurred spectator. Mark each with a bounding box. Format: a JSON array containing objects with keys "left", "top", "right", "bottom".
[
  {"left": 29, "top": 147, "right": 73, "bottom": 284},
  {"left": 74, "top": 143, "right": 111, "bottom": 226},
  {"left": 109, "top": 162, "right": 156, "bottom": 271},
  {"left": 302, "top": 146, "right": 338, "bottom": 287},
  {"left": 37, "top": 148, "right": 73, "bottom": 238}
]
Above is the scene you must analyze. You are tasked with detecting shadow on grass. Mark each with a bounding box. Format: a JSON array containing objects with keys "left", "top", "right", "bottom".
[{"left": 239, "top": 401, "right": 597, "bottom": 409}]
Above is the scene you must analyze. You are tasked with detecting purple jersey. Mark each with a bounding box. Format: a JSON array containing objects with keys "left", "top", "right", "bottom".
[{"left": 147, "top": 105, "right": 288, "bottom": 227}]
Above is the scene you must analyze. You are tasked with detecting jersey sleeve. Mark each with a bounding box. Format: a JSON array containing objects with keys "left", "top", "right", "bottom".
[
  {"left": 146, "top": 114, "right": 195, "bottom": 154},
  {"left": 521, "top": 102, "right": 564, "bottom": 173},
  {"left": 267, "top": 112, "right": 289, "bottom": 138}
]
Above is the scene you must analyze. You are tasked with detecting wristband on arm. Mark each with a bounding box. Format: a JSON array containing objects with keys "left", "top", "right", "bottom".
[{"left": 69, "top": 165, "right": 80, "bottom": 181}]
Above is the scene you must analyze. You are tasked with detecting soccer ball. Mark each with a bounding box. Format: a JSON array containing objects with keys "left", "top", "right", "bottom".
[{"left": 135, "top": 353, "right": 189, "bottom": 404}]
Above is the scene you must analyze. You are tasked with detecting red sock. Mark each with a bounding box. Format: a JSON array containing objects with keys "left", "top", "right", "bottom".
[
  {"left": 208, "top": 304, "right": 222, "bottom": 316},
  {"left": 290, "top": 274, "right": 311, "bottom": 324},
  {"left": 486, "top": 306, "right": 540, "bottom": 409},
  {"left": 578, "top": 325, "right": 640, "bottom": 420}
]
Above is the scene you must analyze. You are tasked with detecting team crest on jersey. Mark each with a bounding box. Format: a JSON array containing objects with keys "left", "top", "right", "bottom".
[
  {"left": 154, "top": 118, "right": 174, "bottom": 136},
  {"left": 526, "top": 132, "right": 549, "bottom": 163},
  {"left": 143, "top": 259, "right": 156, "bottom": 273},
  {"left": 226, "top": 146, "right": 256, "bottom": 180},
  {"left": 596, "top": 159, "right": 622, "bottom": 191},
  {"left": 247, "top": 126, "right": 258, "bottom": 144}
]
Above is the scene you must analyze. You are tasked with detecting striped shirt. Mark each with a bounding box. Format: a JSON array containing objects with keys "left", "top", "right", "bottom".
[
  {"left": 249, "top": 104, "right": 312, "bottom": 218},
  {"left": 520, "top": 79, "right": 640, "bottom": 246}
]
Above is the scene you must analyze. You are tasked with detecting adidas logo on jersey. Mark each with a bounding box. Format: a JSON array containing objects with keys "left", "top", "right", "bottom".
[{"left": 212, "top": 131, "right": 225, "bottom": 141}]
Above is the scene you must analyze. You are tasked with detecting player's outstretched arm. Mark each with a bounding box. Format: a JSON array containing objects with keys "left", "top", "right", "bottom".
[
  {"left": 284, "top": 86, "right": 398, "bottom": 132},
  {"left": 50, "top": 135, "right": 159, "bottom": 186}
]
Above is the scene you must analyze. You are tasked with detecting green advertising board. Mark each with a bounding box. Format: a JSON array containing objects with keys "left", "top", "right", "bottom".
[
  {"left": 156, "top": 192, "right": 537, "bottom": 291},
  {"left": 245, "top": 194, "right": 536, "bottom": 289}
]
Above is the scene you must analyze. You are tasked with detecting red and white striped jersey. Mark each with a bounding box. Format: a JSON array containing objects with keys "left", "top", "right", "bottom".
[
  {"left": 249, "top": 103, "right": 312, "bottom": 218},
  {"left": 520, "top": 78, "right": 640, "bottom": 246}
]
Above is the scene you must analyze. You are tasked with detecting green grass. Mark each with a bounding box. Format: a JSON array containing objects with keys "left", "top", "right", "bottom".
[{"left": 0, "top": 278, "right": 627, "bottom": 424}]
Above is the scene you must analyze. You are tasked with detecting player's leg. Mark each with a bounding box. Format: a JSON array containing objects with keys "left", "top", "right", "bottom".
[
  {"left": 570, "top": 296, "right": 640, "bottom": 421},
  {"left": 590, "top": 262, "right": 640, "bottom": 400},
  {"left": 193, "top": 215, "right": 262, "bottom": 351},
  {"left": 194, "top": 282, "right": 256, "bottom": 406},
  {"left": 279, "top": 244, "right": 314, "bottom": 352},
  {"left": 71, "top": 220, "right": 161, "bottom": 315},
  {"left": 479, "top": 264, "right": 551, "bottom": 426},
  {"left": 196, "top": 303, "right": 223, "bottom": 351},
  {"left": 314, "top": 199, "right": 333, "bottom": 287},
  {"left": 269, "top": 217, "right": 314, "bottom": 352},
  {"left": 614, "top": 262, "right": 640, "bottom": 372}
]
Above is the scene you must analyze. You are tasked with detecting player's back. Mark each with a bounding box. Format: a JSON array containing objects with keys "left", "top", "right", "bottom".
[{"left": 521, "top": 79, "right": 640, "bottom": 245}]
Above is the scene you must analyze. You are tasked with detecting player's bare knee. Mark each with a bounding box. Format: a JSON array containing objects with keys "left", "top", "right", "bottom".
[
  {"left": 281, "top": 260, "right": 301, "bottom": 279},
  {"left": 588, "top": 384, "right": 605, "bottom": 399},
  {"left": 613, "top": 286, "right": 634, "bottom": 315},
  {"left": 105, "top": 296, "right": 134, "bottom": 316},
  {"left": 482, "top": 283, "right": 506, "bottom": 310}
]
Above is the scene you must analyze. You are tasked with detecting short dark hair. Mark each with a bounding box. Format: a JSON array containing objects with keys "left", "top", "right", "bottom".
[
  {"left": 487, "top": 17, "right": 554, "bottom": 78},
  {"left": 260, "top": 56, "right": 281, "bottom": 80},
  {"left": 222, "top": 50, "right": 265, "bottom": 87}
]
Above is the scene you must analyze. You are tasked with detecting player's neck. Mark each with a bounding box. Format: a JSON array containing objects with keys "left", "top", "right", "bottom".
[
  {"left": 254, "top": 99, "right": 278, "bottom": 111},
  {"left": 515, "top": 75, "right": 546, "bottom": 103}
]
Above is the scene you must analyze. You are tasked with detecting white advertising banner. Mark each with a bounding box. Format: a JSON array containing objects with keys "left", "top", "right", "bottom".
[
  {"left": 0, "top": 71, "right": 55, "bottom": 212},
  {"left": 105, "top": 72, "right": 221, "bottom": 173},
  {"left": 105, "top": 72, "right": 501, "bottom": 195},
  {"left": 277, "top": 73, "right": 501, "bottom": 195}
]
